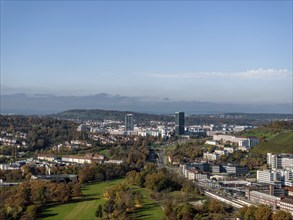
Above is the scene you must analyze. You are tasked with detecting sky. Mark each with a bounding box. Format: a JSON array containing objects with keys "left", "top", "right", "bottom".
[{"left": 1, "top": 0, "right": 292, "bottom": 105}]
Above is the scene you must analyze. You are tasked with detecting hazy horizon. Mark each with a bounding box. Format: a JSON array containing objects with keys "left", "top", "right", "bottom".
[{"left": 1, "top": 93, "right": 292, "bottom": 115}]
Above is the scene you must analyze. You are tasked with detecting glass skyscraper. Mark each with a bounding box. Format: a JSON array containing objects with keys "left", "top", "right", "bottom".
[
  {"left": 175, "top": 112, "right": 185, "bottom": 135},
  {"left": 125, "top": 114, "right": 134, "bottom": 131}
]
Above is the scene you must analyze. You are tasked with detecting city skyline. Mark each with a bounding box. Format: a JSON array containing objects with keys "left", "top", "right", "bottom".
[{"left": 1, "top": 1, "right": 292, "bottom": 107}]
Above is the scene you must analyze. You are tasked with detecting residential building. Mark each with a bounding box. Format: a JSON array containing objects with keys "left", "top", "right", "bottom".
[
  {"left": 267, "top": 153, "right": 293, "bottom": 169},
  {"left": 257, "top": 170, "right": 280, "bottom": 184},
  {"left": 213, "top": 134, "right": 259, "bottom": 147}
]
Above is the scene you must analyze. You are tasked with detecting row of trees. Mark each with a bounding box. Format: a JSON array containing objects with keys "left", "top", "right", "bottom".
[
  {"left": 126, "top": 163, "right": 199, "bottom": 194},
  {"left": 78, "top": 163, "right": 129, "bottom": 184},
  {"left": 0, "top": 180, "right": 82, "bottom": 220},
  {"left": 167, "top": 141, "right": 205, "bottom": 163},
  {"left": 238, "top": 204, "right": 292, "bottom": 220},
  {"left": 95, "top": 183, "right": 143, "bottom": 220},
  {"left": 164, "top": 198, "right": 232, "bottom": 220}
]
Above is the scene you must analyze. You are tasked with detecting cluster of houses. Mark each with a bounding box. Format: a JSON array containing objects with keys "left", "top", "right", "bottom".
[
  {"left": 51, "top": 140, "right": 93, "bottom": 151},
  {"left": 0, "top": 130, "right": 28, "bottom": 148},
  {"left": 202, "top": 134, "right": 260, "bottom": 162}
]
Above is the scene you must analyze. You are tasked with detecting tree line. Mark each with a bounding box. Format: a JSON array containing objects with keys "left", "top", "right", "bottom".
[
  {"left": 0, "top": 179, "right": 82, "bottom": 220},
  {"left": 95, "top": 183, "right": 143, "bottom": 220}
]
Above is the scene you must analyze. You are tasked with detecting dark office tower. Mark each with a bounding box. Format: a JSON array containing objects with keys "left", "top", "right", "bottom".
[
  {"left": 175, "top": 112, "right": 185, "bottom": 135},
  {"left": 125, "top": 114, "right": 134, "bottom": 131}
]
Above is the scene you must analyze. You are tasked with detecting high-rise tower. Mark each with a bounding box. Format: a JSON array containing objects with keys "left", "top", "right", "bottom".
[
  {"left": 175, "top": 112, "right": 185, "bottom": 135},
  {"left": 125, "top": 114, "right": 134, "bottom": 131}
]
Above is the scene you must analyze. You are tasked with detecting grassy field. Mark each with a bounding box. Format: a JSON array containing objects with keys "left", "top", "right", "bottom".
[
  {"left": 39, "top": 179, "right": 165, "bottom": 220},
  {"left": 129, "top": 186, "right": 165, "bottom": 220},
  {"left": 242, "top": 128, "right": 279, "bottom": 140},
  {"left": 253, "top": 131, "right": 293, "bottom": 154}
]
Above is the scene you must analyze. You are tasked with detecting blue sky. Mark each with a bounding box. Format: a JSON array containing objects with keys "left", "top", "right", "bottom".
[{"left": 1, "top": 1, "right": 292, "bottom": 104}]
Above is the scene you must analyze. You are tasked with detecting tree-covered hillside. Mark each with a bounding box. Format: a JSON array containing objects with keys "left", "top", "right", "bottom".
[{"left": 53, "top": 109, "right": 292, "bottom": 126}]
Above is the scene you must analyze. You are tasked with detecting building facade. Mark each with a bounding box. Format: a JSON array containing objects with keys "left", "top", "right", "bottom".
[
  {"left": 175, "top": 112, "right": 185, "bottom": 135},
  {"left": 125, "top": 114, "right": 134, "bottom": 131},
  {"left": 267, "top": 153, "right": 293, "bottom": 170}
]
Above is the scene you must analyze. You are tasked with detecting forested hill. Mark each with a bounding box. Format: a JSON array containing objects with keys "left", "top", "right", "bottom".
[
  {"left": 52, "top": 109, "right": 291, "bottom": 126},
  {"left": 52, "top": 109, "right": 173, "bottom": 123}
]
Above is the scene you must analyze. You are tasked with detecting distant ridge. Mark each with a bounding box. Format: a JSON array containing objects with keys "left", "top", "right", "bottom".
[
  {"left": 52, "top": 109, "right": 292, "bottom": 126},
  {"left": 1, "top": 93, "right": 292, "bottom": 115}
]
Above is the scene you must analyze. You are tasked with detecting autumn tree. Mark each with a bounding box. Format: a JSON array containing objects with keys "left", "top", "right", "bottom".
[
  {"left": 272, "top": 210, "right": 292, "bottom": 220},
  {"left": 254, "top": 205, "right": 272, "bottom": 220}
]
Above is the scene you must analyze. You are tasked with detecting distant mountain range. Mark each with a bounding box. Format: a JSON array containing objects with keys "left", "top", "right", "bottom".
[{"left": 1, "top": 93, "right": 292, "bottom": 115}]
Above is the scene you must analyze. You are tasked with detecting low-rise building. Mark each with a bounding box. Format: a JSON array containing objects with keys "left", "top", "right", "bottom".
[
  {"left": 224, "top": 165, "right": 249, "bottom": 176},
  {"left": 62, "top": 153, "right": 104, "bottom": 164},
  {"left": 203, "top": 152, "right": 220, "bottom": 161},
  {"left": 104, "top": 160, "right": 123, "bottom": 164},
  {"left": 31, "top": 174, "right": 77, "bottom": 183},
  {"left": 247, "top": 190, "right": 280, "bottom": 210},
  {"left": 205, "top": 140, "right": 219, "bottom": 146},
  {"left": 0, "top": 163, "right": 21, "bottom": 170},
  {"left": 37, "top": 154, "right": 57, "bottom": 162},
  {"left": 213, "top": 134, "right": 259, "bottom": 147}
]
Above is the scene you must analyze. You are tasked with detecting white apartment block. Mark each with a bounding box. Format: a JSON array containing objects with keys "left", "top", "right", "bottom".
[
  {"left": 213, "top": 134, "right": 259, "bottom": 147},
  {"left": 62, "top": 156, "right": 92, "bottom": 164},
  {"left": 257, "top": 170, "right": 280, "bottom": 184},
  {"left": 257, "top": 169, "right": 293, "bottom": 186},
  {"left": 267, "top": 153, "right": 293, "bottom": 169}
]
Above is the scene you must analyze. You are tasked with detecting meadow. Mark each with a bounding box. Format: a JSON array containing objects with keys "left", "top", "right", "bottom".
[{"left": 39, "top": 178, "right": 165, "bottom": 220}]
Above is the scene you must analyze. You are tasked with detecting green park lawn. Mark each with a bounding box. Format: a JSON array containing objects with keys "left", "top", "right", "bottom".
[{"left": 39, "top": 179, "right": 165, "bottom": 220}]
